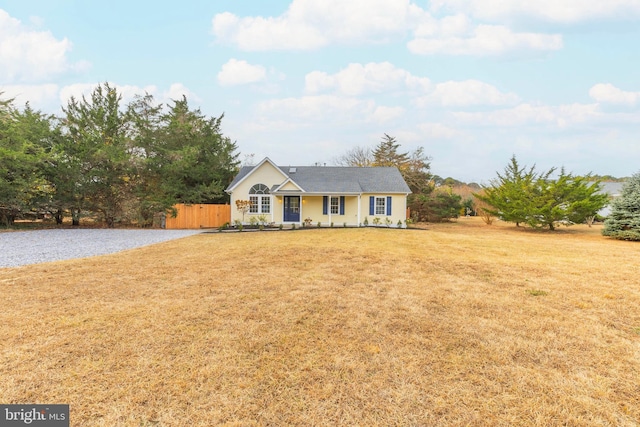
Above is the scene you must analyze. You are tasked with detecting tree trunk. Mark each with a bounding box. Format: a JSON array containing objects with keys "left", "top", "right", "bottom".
[
  {"left": 54, "top": 209, "right": 63, "bottom": 225},
  {"left": 106, "top": 217, "right": 115, "bottom": 228},
  {"left": 71, "top": 209, "right": 80, "bottom": 226}
]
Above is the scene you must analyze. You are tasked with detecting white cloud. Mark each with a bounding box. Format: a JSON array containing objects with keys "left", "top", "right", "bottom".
[
  {"left": 212, "top": 2, "right": 564, "bottom": 57},
  {"left": 212, "top": 0, "right": 424, "bottom": 51},
  {"left": 1, "top": 84, "right": 59, "bottom": 107},
  {"left": 429, "top": 0, "right": 640, "bottom": 24},
  {"left": 414, "top": 13, "right": 470, "bottom": 38},
  {"left": 305, "top": 62, "right": 431, "bottom": 96},
  {"left": 408, "top": 24, "right": 562, "bottom": 56},
  {"left": 163, "top": 83, "right": 201, "bottom": 103},
  {"left": 415, "top": 80, "right": 520, "bottom": 107},
  {"left": 453, "top": 103, "right": 601, "bottom": 127},
  {"left": 258, "top": 95, "right": 376, "bottom": 122},
  {"left": 217, "top": 58, "right": 267, "bottom": 86},
  {"left": 370, "top": 106, "right": 405, "bottom": 122},
  {"left": 0, "top": 9, "right": 88, "bottom": 83},
  {"left": 589, "top": 83, "right": 640, "bottom": 106},
  {"left": 418, "top": 123, "right": 462, "bottom": 139}
]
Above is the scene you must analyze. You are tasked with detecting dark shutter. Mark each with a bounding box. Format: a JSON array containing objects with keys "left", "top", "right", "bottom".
[
  {"left": 386, "top": 196, "right": 392, "bottom": 216},
  {"left": 340, "top": 196, "right": 345, "bottom": 215},
  {"left": 323, "top": 196, "right": 328, "bottom": 215},
  {"left": 369, "top": 196, "right": 375, "bottom": 216}
]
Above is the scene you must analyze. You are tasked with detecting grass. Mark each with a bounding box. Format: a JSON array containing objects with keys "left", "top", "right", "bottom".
[
  {"left": 1, "top": 218, "right": 639, "bottom": 426},
  {"left": 526, "top": 289, "right": 549, "bottom": 297}
]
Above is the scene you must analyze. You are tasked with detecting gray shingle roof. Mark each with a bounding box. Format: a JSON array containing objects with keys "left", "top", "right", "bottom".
[
  {"left": 226, "top": 164, "right": 411, "bottom": 194},
  {"left": 598, "top": 181, "right": 624, "bottom": 197}
]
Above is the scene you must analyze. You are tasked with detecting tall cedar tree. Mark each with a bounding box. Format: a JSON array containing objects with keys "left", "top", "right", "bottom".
[
  {"left": 159, "top": 97, "right": 239, "bottom": 205},
  {"left": 372, "top": 134, "right": 431, "bottom": 194},
  {"left": 60, "top": 83, "right": 131, "bottom": 227},
  {"left": 602, "top": 172, "right": 640, "bottom": 240},
  {"left": 1, "top": 86, "right": 239, "bottom": 227},
  {"left": 126, "top": 93, "right": 169, "bottom": 226},
  {"left": 0, "top": 97, "right": 53, "bottom": 226}
]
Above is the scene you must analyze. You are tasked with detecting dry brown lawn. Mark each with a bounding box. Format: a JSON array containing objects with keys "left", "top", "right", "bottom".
[{"left": 1, "top": 218, "right": 639, "bottom": 426}]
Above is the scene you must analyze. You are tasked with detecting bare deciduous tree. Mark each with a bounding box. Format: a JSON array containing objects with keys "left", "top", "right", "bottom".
[{"left": 332, "top": 146, "right": 373, "bottom": 167}]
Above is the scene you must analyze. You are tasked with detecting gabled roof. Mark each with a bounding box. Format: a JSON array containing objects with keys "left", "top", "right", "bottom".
[
  {"left": 225, "top": 157, "right": 288, "bottom": 192},
  {"left": 226, "top": 159, "right": 411, "bottom": 194}
]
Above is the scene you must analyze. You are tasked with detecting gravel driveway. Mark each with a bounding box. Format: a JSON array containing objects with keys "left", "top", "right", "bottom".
[{"left": 0, "top": 229, "right": 202, "bottom": 268}]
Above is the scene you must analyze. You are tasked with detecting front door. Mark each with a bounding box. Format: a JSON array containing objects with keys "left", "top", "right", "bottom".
[{"left": 283, "top": 196, "right": 300, "bottom": 222}]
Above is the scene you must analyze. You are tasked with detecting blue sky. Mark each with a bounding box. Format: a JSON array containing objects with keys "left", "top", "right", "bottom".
[{"left": 1, "top": 1, "right": 639, "bottom": 182}]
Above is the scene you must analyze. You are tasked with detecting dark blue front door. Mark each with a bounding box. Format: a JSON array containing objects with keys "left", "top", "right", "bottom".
[{"left": 284, "top": 196, "right": 300, "bottom": 222}]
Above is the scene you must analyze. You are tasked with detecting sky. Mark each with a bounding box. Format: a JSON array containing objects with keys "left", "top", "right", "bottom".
[{"left": 1, "top": 1, "right": 639, "bottom": 183}]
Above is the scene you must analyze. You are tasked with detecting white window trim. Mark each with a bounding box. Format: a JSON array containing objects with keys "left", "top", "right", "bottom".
[
  {"left": 330, "top": 196, "right": 340, "bottom": 215},
  {"left": 250, "top": 195, "right": 271, "bottom": 214},
  {"left": 375, "top": 196, "right": 386, "bottom": 215}
]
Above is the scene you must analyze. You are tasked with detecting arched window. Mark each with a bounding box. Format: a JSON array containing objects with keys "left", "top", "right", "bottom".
[
  {"left": 249, "top": 184, "right": 270, "bottom": 194},
  {"left": 249, "top": 184, "right": 271, "bottom": 213}
]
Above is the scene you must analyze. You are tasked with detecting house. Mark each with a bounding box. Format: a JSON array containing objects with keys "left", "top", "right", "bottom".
[
  {"left": 597, "top": 181, "right": 625, "bottom": 217},
  {"left": 225, "top": 157, "right": 412, "bottom": 227}
]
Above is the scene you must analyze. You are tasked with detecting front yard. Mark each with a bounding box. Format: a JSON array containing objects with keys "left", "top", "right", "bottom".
[{"left": 1, "top": 219, "right": 639, "bottom": 425}]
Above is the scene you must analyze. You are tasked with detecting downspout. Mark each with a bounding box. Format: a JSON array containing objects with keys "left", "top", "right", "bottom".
[{"left": 357, "top": 194, "right": 361, "bottom": 226}]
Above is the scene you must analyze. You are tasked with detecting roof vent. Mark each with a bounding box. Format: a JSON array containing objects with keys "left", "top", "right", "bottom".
[{"left": 289, "top": 167, "right": 297, "bottom": 173}]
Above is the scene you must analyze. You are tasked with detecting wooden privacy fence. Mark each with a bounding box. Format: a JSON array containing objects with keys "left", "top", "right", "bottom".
[{"left": 164, "top": 204, "right": 231, "bottom": 229}]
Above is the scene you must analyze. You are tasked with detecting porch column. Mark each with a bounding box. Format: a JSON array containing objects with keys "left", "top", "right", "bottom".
[
  {"left": 357, "top": 194, "right": 361, "bottom": 226},
  {"left": 271, "top": 195, "right": 276, "bottom": 224}
]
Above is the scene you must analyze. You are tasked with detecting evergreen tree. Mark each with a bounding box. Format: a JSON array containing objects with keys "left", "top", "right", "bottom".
[
  {"left": 372, "top": 134, "right": 431, "bottom": 194},
  {"left": 0, "top": 98, "right": 53, "bottom": 226},
  {"left": 477, "top": 156, "right": 608, "bottom": 230},
  {"left": 159, "top": 97, "right": 240, "bottom": 204},
  {"left": 475, "top": 155, "right": 537, "bottom": 227},
  {"left": 372, "top": 134, "right": 409, "bottom": 167},
  {"left": 529, "top": 168, "right": 608, "bottom": 230},
  {"left": 59, "top": 83, "right": 132, "bottom": 227},
  {"left": 410, "top": 188, "right": 462, "bottom": 222},
  {"left": 602, "top": 172, "right": 640, "bottom": 241},
  {"left": 126, "top": 93, "right": 168, "bottom": 226}
]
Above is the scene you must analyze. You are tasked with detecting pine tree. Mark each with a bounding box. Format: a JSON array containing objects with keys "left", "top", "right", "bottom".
[
  {"left": 474, "top": 155, "right": 537, "bottom": 227},
  {"left": 59, "top": 83, "right": 131, "bottom": 227},
  {"left": 0, "top": 98, "right": 53, "bottom": 226},
  {"left": 372, "top": 134, "right": 431, "bottom": 194},
  {"left": 372, "top": 134, "right": 409, "bottom": 167},
  {"left": 602, "top": 172, "right": 640, "bottom": 241},
  {"left": 529, "top": 168, "right": 608, "bottom": 230},
  {"left": 476, "top": 156, "right": 608, "bottom": 230}
]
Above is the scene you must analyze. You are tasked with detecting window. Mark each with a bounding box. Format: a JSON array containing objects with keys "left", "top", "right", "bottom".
[
  {"left": 330, "top": 197, "right": 339, "bottom": 214},
  {"left": 375, "top": 197, "right": 386, "bottom": 215},
  {"left": 249, "top": 196, "right": 259, "bottom": 213},
  {"left": 249, "top": 184, "right": 269, "bottom": 195},
  {"left": 249, "top": 184, "right": 271, "bottom": 214},
  {"left": 261, "top": 197, "right": 270, "bottom": 213},
  {"left": 323, "top": 196, "right": 345, "bottom": 215},
  {"left": 370, "top": 196, "right": 392, "bottom": 216}
]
